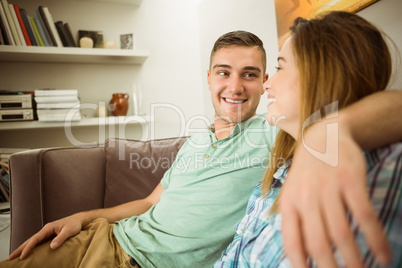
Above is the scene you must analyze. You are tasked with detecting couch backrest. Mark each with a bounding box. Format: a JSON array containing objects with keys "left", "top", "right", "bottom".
[{"left": 104, "top": 137, "right": 188, "bottom": 207}]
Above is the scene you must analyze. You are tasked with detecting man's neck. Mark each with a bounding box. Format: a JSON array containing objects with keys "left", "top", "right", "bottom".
[{"left": 214, "top": 119, "right": 237, "bottom": 140}]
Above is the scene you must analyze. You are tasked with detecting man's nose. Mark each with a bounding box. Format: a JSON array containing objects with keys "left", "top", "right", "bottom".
[{"left": 227, "top": 76, "right": 243, "bottom": 94}]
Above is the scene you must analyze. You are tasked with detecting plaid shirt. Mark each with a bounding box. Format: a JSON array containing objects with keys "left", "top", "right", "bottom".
[{"left": 213, "top": 142, "right": 402, "bottom": 268}]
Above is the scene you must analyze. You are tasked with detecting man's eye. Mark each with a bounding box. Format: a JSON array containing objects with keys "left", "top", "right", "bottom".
[
  {"left": 275, "top": 66, "right": 281, "bottom": 71},
  {"left": 218, "top": 71, "right": 228, "bottom": 76},
  {"left": 244, "top": 73, "right": 257, "bottom": 78}
]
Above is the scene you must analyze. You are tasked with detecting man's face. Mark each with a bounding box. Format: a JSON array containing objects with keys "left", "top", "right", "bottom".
[{"left": 208, "top": 46, "right": 267, "bottom": 125}]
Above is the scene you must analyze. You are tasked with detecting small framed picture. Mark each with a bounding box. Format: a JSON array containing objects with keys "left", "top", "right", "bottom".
[{"left": 120, "top": 33, "right": 134, "bottom": 50}]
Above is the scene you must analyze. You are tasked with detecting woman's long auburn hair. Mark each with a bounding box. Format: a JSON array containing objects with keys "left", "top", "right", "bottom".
[{"left": 261, "top": 11, "right": 393, "bottom": 214}]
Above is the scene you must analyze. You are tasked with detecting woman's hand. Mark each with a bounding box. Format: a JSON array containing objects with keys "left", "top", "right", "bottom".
[{"left": 281, "top": 122, "right": 391, "bottom": 268}]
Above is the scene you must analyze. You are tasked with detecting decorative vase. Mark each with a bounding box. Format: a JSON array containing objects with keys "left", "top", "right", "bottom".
[{"left": 109, "top": 93, "right": 129, "bottom": 116}]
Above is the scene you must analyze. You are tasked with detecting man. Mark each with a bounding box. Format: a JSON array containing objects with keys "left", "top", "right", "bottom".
[
  {"left": 2, "top": 30, "right": 400, "bottom": 267},
  {"left": 3, "top": 30, "right": 275, "bottom": 268}
]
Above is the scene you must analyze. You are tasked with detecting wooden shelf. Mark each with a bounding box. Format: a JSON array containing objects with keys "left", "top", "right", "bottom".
[
  {"left": 0, "top": 115, "right": 151, "bottom": 130},
  {"left": 0, "top": 45, "right": 149, "bottom": 64}
]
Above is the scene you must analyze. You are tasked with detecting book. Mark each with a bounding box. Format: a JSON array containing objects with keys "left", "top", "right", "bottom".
[
  {"left": 36, "top": 102, "right": 80, "bottom": 109},
  {"left": 0, "top": 148, "right": 29, "bottom": 163},
  {"left": 35, "top": 89, "right": 78, "bottom": 96},
  {"left": 13, "top": 4, "right": 31, "bottom": 46},
  {"left": 55, "top": 21, "right": 76, "bottom": 47},
  {"left": 8, "top": 3, "right": 25, "bottom": 45},
  {"left": 0, "top": 148, "right": 29, "bottom": 155},
  {"left": 55, "top": 21, "right": 69, "bottom": 47},
  {"left": 19, "top": 8, "right": 38, "bottom": 46},
  {"left": 36, "top": 109, "right": 81, "bottom": 122},
  {"left": 0, "top": 150, "right": 22, "bottom": 202},
  {"left": 37, "top": 108, "right": 80, "bottom": 116},
  {"left": 64, "top": 22, "right": 76, "bottom": 47},
  {"left": 39, "top": 6, "right": 63, "bottom": 47},
  {"left": 0, "top": 3, "right": 13, "bottom": 45},
  {"left": 0, "top": 154, "right": 11, "bottom": 162},
  {"left": 0, "top": 0, "right": 20, "bottom": 45},
  {"left": 0, "top": 23, "right": 4, "bottom": 44},
  {"left": 0, "top": 168, "right": 9, "bottom": 202},
  {"left": 35, "top": 8, "right": 53, "bottom": 46},
  {"left": 30, "top": 16, "right": 44, "bottom": 47},
  {"left": 37, "top": 115, "right": 81, "bottom": 122},
  {"left": 34, "top": 96, "right": 79, "bottom": 103}
]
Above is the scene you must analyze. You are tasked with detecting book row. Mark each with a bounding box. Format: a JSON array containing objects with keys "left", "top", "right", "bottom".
[{"left": 0, "top": 0, "right": 77, "bottom": 47}]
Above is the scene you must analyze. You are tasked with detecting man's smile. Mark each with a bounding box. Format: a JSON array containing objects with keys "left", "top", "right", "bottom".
[{"left": 222, "top": 97, "right": 247, "bottom": 104}]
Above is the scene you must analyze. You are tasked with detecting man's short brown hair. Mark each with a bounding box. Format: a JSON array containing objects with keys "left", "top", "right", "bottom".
[{"left": 210, "top": 30, "right": 267, "bottom": 73}]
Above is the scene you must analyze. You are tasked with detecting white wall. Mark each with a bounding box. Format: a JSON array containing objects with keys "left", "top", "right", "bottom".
[
  {"left": 358, "top": 0, "right": 402, "bottom": 90},
  {"left": 1, "top": 0, "right": 401, "bottom": 148},
  {"left": 133, "top": 0, "right": 205, "bottom": 139}
]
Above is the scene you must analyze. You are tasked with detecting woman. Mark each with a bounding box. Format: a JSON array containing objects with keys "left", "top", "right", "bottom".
[{"left": 213, "top": 11, "right": 401, "bottom": 268}]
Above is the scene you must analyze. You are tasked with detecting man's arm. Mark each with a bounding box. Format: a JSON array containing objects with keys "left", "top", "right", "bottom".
[
  {"left": 8, "top": 183, "right": 165, "bottom": 261},
  {"left": 342, "top": 90, "right": 402, "bottom": 149},
  {"left": 281, "top": 90, "right": 402, "bottom": 268}
]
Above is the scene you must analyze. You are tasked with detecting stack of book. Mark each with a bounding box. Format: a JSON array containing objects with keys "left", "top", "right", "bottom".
[
  {"left": 0, "top": 0, "right": 76, "bottom": 47},
  {"left": 0, "top": 160, "right": 9, "bottom": 202},
  {"left": 0, "top": 148, "right": 28, "bottom": 202},
  {"left": 34, "top": 89, "right": 81, "bottom": 122},
  {"left": 0, "top": 148, "right": 28, "bottom": 163}
]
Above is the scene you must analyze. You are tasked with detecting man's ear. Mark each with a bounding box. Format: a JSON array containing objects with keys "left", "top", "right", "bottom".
[
  {"left": 262, "top": 73, "right": 269, "bottom": 94},
  {"left": 207, "top": 69, "right": 211, "bottom": 91}
]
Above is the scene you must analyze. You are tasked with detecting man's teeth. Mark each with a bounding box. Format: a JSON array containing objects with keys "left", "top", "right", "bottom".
[
  {"left": 225, "top": 98, "right": 245, "bottom": 104},
  {"left": 268, "top": 98, "right": 276, "bottom": 103}
]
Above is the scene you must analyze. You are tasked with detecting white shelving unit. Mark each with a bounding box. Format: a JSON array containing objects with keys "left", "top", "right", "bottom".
[
  {"left": 0, "top": 0, "right": 149, "bottom": 147},
  {"left": 0, "top": 45, "right": 149, "bottom": 64},
  {"left": 0, "top": 115, "right": 151, "bottom": 130}
]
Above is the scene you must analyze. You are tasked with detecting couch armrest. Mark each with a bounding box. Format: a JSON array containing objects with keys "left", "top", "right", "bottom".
[{"left": 9, "top": 147, "right": 106, "bottom": 252}]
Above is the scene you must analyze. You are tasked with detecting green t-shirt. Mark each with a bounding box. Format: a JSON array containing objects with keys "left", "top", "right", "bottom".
[{"left": 113, "top": 114, "right": 278, "bottom": 267}]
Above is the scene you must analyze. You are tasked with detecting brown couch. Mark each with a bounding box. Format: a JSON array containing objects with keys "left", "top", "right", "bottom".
[{"left": 8, "top": 137, "right": 188, "bottom": 253}]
